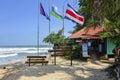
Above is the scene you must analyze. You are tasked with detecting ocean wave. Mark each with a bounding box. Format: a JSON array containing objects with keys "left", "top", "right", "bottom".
[
  {"left": 0, "top": 53, "right": 17, "bottom": 58},
  {"left": 0, "top": 46, "right": 53, "bottom": 65},
  {"left": 0, "top": 47, "right": 52, "bottom": 54}
]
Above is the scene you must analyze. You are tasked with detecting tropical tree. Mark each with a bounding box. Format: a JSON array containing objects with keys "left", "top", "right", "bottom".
[
  {"left": 73, "top": 0, "right": 120, "bottom": 46},
  {"left": 43, "top": 28, "right": 65, "bottom": 45},
  {"left": 99, "top": 0, "right": 120, "bottom": 46},
  {"left": 43, "top": 32, "right": 57, "bottom": 44},
  {"left": 73, "top": 0, "right": 120, "bottom": 29}
]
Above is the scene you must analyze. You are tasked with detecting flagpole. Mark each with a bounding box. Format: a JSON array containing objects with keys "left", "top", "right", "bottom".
[
  {"left": 63, "top": 5, "right": 64, "bottom": 44},
  {"left": 63, "top": 0, "right": 66, "bottom": 44},
  {"left": 49, "top": 0, "right": 51, "bottom": 49},
  {"left": 37, "top": 0, "right": 40, "bottom": 55}
]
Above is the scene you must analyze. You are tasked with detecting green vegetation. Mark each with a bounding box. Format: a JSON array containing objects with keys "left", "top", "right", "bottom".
[
  {"left": 43, "top": 28, "right": 71, "bottom": 45},
  {"left": 72, "top": 45, "right": 87, "bottom": 60},
  {"left": 43, "top": 0, "right": 120, "bottom": 61},
  {"left": 43, "top": 28, "right": 84, "bottom": 60},
  {"left": 73, "top": 0, "right": 120, "bottom": 47},
  {"left": 77, "top": 0, "right": 120, "bottom": 79},
  {"left": 43, "top": 28, "right": 64, "bottom": 44}
]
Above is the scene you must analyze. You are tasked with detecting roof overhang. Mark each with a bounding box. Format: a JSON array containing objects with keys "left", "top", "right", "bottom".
[{"left": 69, "top": 26, "right": 103, "bottom": 39}]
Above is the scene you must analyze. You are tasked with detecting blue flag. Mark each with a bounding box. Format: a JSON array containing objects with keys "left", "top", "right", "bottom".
[{"left": 40, "top": 3, "right": 50, "bottom": 20}]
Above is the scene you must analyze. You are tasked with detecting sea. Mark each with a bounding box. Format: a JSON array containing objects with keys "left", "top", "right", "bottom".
[{"left": 0, "top": 45, "right": 52, "bottom": 65}]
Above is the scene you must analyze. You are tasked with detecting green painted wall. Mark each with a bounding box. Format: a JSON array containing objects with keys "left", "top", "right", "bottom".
[{"left": 107, "top": 39, "right": 115, "bottom": 55}]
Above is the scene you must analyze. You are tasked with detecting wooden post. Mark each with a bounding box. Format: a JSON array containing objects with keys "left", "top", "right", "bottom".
[
  {"left": 54, "top": 51, "right": 56, "bottom": 65},
  {"left": 71, "top": 55, "right": 72, "bottom": 66},
  {"left": 42, "top": 58, "right": 44, "bottom": 65},
  {"left": 29, "top": 58, "right": 30, "bottom": 66},
  {"left": 70, "top": 45, "right": 72, "bottom": 66},
  {"left": 54, "top": 46, "right": 56, "bottom": 65}
]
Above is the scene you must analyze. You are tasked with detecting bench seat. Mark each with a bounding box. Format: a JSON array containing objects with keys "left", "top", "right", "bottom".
[{"left": 25, "top": 61, "right": 48, "bottom": 63}]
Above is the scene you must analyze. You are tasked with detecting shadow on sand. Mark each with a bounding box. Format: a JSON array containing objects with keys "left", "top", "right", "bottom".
[{"left": 0, "top": 58, "right": 113, "bottom": 80}]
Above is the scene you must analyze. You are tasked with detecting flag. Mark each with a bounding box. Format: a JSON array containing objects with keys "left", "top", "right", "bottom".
[
  {"left": 40, "top": 3, "right": 50, "bottom": 20},
  {"left": 50, "top": 5, "right": 63, "bottom": 20},
  {"left": 66, "top": 4, "right": 84, "bottom": 25}
]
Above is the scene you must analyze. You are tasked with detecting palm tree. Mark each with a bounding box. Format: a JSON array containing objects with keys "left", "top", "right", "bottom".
[
  {"left": 73, "top": 0, "right": 120, "bottom": 46},
  {"left": 75, "top": 0, "right": 120, "bottom": 27},
  {"left": 100, "top": 0, "right": 120, "bottom": 46}
]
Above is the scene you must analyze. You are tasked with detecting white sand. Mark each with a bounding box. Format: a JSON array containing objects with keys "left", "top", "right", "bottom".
[{"left": 0, "top": 57, "right": 114, "bottom": 80}]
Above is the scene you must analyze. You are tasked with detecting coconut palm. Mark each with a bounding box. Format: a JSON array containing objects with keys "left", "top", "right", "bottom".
[
  {"left": 73, "top": 0, "right": 119, "bottom": 28},
  {"left": 100, "top": 0, "right": 120, "bottom": 46},
  {"left": 73, "top": 0, "right": 120, "bottom": 46}
]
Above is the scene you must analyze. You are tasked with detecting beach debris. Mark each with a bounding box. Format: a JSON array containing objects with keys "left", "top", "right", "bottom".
[{"left": 3, "top": 67, "right": 6, "bottom": 69}]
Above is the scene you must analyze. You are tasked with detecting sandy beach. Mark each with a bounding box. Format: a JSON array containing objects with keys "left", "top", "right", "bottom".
[{"left": 0, "top": 57, "right": 114, "bottom": 80}]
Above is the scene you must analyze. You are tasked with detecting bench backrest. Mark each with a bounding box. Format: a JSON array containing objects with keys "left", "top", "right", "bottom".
[
  {"left": 48, "top": 45, "right": 73, "bottom": 56},
  {"left": 27, "top": 56, "right": 46, "bottom": 58}
]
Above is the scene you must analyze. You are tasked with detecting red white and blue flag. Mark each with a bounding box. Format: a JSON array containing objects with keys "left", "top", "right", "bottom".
[{"left": 66, "top": 4, "right": 84, "bottom": 25}]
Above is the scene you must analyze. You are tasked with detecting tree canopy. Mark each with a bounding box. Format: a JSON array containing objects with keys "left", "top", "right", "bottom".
[
  {"left": 73, "top": 0, "right": 120, "bottom": 30},
  {"left": 73, "top": 0, "right": 120, "bottom": 46},
  {"left": 43, "top": 28, "right": 65, "bottom": 44}
]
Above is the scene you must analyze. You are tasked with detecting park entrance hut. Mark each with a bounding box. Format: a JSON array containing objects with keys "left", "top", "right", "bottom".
[{"left": 69, "top": 26, "right": 115, "bottom": 58}]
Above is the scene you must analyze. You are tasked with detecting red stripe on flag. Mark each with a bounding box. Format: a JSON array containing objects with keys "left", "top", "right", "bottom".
[{"left": 66, "top": 9, "right": 84, "bottom": 22}]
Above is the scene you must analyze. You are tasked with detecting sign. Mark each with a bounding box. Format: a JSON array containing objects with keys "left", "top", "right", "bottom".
[
  {"left": 76, "top": 40, "right": 82, "bottom": 43},
  {"left": 82, "top": 42, "right": 89, "bottom": 57}
]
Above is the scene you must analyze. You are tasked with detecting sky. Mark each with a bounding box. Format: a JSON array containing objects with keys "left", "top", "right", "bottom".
[{"left": 0, "top": 0, "right": 79, "bottom": 46}]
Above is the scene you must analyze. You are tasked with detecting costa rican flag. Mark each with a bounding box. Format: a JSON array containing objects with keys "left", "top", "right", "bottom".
[{"left": 66, "top": 4, "right": 84, "bottom": 25}]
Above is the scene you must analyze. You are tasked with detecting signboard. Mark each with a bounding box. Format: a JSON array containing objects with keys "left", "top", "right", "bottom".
[
  {"left": 76, "top": 40, "right": 82, "bottom": 43},
  {"left": 82, "top": 42, "right": 89, "bottom": 57}
]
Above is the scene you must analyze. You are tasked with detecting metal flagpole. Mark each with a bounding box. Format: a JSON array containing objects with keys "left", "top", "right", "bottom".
[
  {"left": 37, "top": 0, "right": 40, "bottom": 55},
  {"left": 63, "top": 0, "right": 66, "bottom": 44},
  {"left": 49, "top": 0, "right": 51, "bottom": 49},
  {"left": 63, "top": 5, "right": 65, "bottom": 44}
]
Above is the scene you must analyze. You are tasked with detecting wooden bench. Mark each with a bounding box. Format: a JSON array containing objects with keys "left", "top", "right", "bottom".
[
  {"left": 48, "top": 45, "right": 73, "bottom": 66},
  {"left": 25, "top": 56, "right": 49, "bottom": 66}
]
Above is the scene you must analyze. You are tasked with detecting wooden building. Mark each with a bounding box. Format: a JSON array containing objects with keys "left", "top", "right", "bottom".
[{"left": 69, "top": 26, "right": 115, "bottom": 58}]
